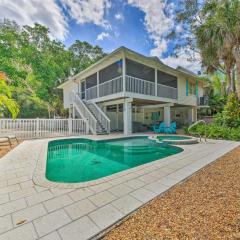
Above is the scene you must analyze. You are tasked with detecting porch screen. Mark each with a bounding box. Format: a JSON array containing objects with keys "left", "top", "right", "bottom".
[
  {"left": 157, "top": 70, "right": 177, "bottom": 88},
  {"left": 99, "top": 60, "right": 122, "bottom": 84},
  {"left": 86, "top": 73, "right": 97, "bottom": 89},
  {"left": 126, "top": 59, "right": 155, "bottom": 82}
]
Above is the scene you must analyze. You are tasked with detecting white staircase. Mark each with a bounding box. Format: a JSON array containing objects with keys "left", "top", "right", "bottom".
[{"left": 70, "top": 92, "right": 110, "bottom": 135}]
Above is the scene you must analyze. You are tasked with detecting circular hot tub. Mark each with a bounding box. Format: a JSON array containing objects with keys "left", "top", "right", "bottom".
[{"left": 149, "top": 135, "right": 198, "bottom": 145}]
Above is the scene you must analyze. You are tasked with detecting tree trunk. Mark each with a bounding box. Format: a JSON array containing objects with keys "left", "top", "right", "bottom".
[
  {"left": 226, "top": 69, "right": 233, "bottom": 94},
  {"left": 233, "top": 46, "right": 240, "bottom": 99}
]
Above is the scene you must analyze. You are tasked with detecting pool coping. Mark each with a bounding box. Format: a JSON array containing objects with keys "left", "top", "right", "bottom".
[
  {"left": 33, "top": 135, "right": 191, "bottom": 189},
  {"left": 149, "top": 135, "right": 199, "bottom": 145}
]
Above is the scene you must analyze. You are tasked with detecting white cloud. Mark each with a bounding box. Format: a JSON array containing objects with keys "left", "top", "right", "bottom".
[
  {"left": 0, "top": 0, "right": 68, "bottom": 40},
  {"left": 162, "top": 51, "right": 201, "bottom": 74},
  {"left": 97, "top": 32, "right": 110, "bottom": 41},
  {"left": 128, "top": 0, "right": 175, "bottom": 57},
  {"left": 61, "top": 0, "right": 111, "bottom": 29},
  {"left": 0, "top": 0, "right": 111, "bottom": 41},
  {"left": 115, "top": 13, "right": 124, "bottom": 21}
]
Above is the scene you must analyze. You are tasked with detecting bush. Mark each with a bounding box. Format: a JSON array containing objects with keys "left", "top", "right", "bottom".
[
  {"left": 214, "top": 93, "right": 240, "bottom": 127},
  {"left": 185, "top": 93, "right": 240, "bottom": 141},
  {"left": 186, "top": 123, "right": 240, "bottom": 141}
]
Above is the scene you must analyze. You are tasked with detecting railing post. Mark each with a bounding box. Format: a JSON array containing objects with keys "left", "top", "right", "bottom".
[
  {"left": 68, "top": 118, "right": 72, "bottom": 135},
  {"left": 122, "top": 57, "right": 126, "bottom": 93},
  {"left": 36, "top": 118, "right": 39, "bottom": 137},
  {"left": 155, "top": 68, "right": 158, "bottom": 96},
  {"left": 86, "top": 118, "right": 89, "bottom": 134},
  {"left": 97, "top": 71, "right": 100, "bottom": 98}
]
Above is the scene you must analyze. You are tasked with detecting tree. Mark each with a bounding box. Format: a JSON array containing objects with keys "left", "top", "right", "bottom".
[
  {"left": 0, "top": 72, "right": 19, "bottom": 118},
  {"left": 0, "top": 20, "right": 106, "bottom": 118},
  {"left": 169, "top": 0, "right": 240, "bottom": 98}
]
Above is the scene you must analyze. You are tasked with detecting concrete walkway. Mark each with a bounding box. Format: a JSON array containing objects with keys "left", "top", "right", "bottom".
[{"left": 0, "top": 136, "right": 239, "bottom": 240}]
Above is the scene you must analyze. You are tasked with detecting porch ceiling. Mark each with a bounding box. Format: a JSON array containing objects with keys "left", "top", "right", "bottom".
[{"left": 132, "top": 98, "right": 168, "bottom": 106}]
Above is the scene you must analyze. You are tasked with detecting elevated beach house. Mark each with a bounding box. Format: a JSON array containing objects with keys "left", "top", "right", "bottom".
[{"left": 58, "top": 47, "right": 207, "bottom": 135}]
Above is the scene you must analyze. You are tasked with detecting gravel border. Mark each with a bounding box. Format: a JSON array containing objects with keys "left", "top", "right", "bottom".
[{"left": 103, "top": 146, "right": 240, "bottom": 240}]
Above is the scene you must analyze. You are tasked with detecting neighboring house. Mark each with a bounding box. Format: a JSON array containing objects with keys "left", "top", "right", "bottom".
[{"left": 58, "top": 46, "right": 207, "bottom": 135}]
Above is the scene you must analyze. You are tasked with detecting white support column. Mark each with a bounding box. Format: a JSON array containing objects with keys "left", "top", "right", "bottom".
[
  {"left": 123, "top": 101, "right": 132, "bottom": 135},
  {"left": 116, "top": 104, "right": 119, "bottom": 130},
  {"left": 68, "top": 118, "right": 72, "bottom": 135},
  {"left": 155, "top": 68, "right": 157, "bottom": 96},
  {"left": 97, "top": 71, "right": 99, "bottom": 98},
  {"left": 72, "top": 106, "right": 75, "bottom": 119},
  {"left": 142, "top": 109, "right": 145, "bottom": 124},
  {"left": 122, "top": 57, "right": 126, "bottom": 93},
  {"left": 134, "top": 106, "right": 137, "bottom": 121},
  {"left": 103, "top": 106, "right": 107, "bottom": 114},
  {"left": 188, "top": 107, "right": 194, "bottom": 124},
  {"left": 194, "top": 107, "right": 197, "bottom": 122},
  {"left": 164, "top": 106, "right": 171, "bottom": 127}
]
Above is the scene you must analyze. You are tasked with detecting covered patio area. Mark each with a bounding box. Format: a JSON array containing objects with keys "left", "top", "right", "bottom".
[{"left": 100, "top": 98, "right": 197, "bottom": 135}]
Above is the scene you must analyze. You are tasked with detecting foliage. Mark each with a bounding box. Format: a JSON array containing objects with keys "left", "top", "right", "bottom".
[
  {"left": 215, "top": 93, "right": 240, "bottom": 128},
  {"left": 185, "top": 123, "right": 240, "bottom": 141},
  {"left": 0, "top": 20, "right": 106, "bottom": 118},
  {"left": 186, "top": 93, "right": 240, "bottom": 140},
  {"left": 0, "top": 72, "right": 19, "bottom": 118},
  {"left": 170, "top": 0, "right": 240, "bottom": 98},
  {"left": 208, "top": 95, "right": 227, "bottom": 115}
]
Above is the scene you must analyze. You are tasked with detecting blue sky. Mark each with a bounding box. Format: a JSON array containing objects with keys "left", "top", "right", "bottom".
[
  {"left": 0, "top": 0, "right": 200, "bottom": 72},
  {"left": 64, "top": 1, "right": 151, "bottom": 55}
]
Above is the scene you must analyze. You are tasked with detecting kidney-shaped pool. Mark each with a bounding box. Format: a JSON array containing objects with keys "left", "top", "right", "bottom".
[{"left": 46, "top": 137, "right": 183, "bottom": 183}]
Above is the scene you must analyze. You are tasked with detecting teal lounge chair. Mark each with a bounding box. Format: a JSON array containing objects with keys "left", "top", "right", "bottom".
[
  {"left": 153, "top": 122, "right": 165, "bottom": 133},
  {"left": 164, "top": 122, "right": 177, "bottom": 134}
]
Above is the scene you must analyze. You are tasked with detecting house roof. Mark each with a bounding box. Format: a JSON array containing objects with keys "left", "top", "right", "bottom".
[{"left": 58, "top": 46, "right": 199, "bottom": 88}]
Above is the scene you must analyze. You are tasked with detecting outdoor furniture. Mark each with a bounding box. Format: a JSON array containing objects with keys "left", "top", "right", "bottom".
[
  {"left": 0, "top": 135, "right": 18, "bottom": 148},
  {"left": 164, "top": 121, "right": 177, "bottom": 134},
  {"left": 153, "top": 122, "right": 165, "bottom": 133}
]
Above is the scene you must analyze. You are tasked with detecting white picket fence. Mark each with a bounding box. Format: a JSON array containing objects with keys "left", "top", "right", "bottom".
[{"left": 0, "top": 118, "right": 88, "bottom": 139}]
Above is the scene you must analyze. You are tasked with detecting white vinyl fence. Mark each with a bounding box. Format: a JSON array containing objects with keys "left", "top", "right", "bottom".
[{"left": 0, "top": 118, "right": 88, "bottom": 139}]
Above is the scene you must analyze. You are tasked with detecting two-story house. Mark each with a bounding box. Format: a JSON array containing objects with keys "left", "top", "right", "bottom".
[{"left": 58, "top": 47, "right": 207, "bottom": 135}]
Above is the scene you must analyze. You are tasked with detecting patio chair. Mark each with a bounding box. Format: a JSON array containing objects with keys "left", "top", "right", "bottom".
[
  {"left": 153, "top": 122, "right": 165, "bottom": 133},
  {"left": 0, "top": 134, "right": 18, "bottom": 148},
  {"left": 164, "top": 121, "right": 177, "bottom": 134}
]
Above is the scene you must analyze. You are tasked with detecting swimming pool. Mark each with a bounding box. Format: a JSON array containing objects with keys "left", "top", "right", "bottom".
[{"left": 46, "top": 137, "right": 183, "bottom": 183}]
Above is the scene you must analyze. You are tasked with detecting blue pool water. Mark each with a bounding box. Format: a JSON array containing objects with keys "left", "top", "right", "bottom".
[{"left": 46, "top": 137, "right": 183, "bottom": 183}]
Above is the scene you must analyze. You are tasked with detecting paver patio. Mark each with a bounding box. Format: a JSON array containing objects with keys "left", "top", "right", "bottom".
[{"left": 0, "top": 135, "right": 239, "bottom": 240}]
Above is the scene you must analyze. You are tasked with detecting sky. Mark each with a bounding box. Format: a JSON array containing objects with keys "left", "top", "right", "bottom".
[{"left": 0, "top": 0, "right": 200, "bottom": 73}]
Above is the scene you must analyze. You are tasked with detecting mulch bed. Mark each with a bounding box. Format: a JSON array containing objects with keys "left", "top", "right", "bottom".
[
  {"left": 103, "top": 146, "right": 240, "bottom": 240},
  {"left": 0, "top": 142, "right": 19, "bottom": 158}
]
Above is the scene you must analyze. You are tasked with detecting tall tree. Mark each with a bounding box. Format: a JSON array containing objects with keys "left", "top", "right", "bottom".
[
  {"left": 169, "top": 0, "right": 240, "bottom": 97},
  {"left": 0, "top": 72, "right": 19, "bottom": 118},
  {"left": 0, "top": 20, "right": 106, "bottom": 117}
]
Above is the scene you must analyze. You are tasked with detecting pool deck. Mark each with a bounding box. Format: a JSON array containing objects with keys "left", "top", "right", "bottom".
[{"left": 0, "top": 134, "right": 239, "bottom": 240}]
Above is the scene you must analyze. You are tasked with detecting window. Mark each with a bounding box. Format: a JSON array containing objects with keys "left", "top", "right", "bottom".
[
  {"left": 85, "top": 73, "right": 97, "bottom": 89},
  {"left": 188, "top": 82, "right": 196, "bottom": 95},
  {"left": 157, "top": 70, "right": 177, "bottom": 88},
  {"left": 126, "top": 59, "right": 155, "bottom": 82},
  {"left": 99, "top": 60, "right": 122, "bottom": 84}
]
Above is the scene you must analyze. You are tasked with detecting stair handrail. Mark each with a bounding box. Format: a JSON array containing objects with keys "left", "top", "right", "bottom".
[
  {"left": 70, "top": 91, "right": 97, "bottom": 134},
  {"left": 87, "top": 102, "right": 111, "bottom": 134},
  {"left": 188, "top": 120, "right": 207, "bottom": 142}
]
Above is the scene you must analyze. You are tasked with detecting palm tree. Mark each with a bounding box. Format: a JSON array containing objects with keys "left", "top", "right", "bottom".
[
  {"left": 196, "top": 0, "right": 240, "bottom": 98},
  {"left": 0, "top": 72, "right": 19, "bottom": 118}
]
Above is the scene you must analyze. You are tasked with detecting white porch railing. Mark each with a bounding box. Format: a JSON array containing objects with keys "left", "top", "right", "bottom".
[
  {"left": 99, "top": 76, "right": 123, "bottom": 97},
  {"left": 157, "top": 83, "right": 178, "bottom": 99},
  {"left": 86, "top": 102, "right": 110, "bottom": 133},
  {"left": 0, "top": 118, "right": 87, "bottom": 139},
  {"left": 126, "top": 75, "right": 155, "bottom": 96},
  {"left": 70, "top": 91, "right": 97, "bottom": 134},
  {"left": 86, "top": 85, "right": 98, "bottom": 100}
]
